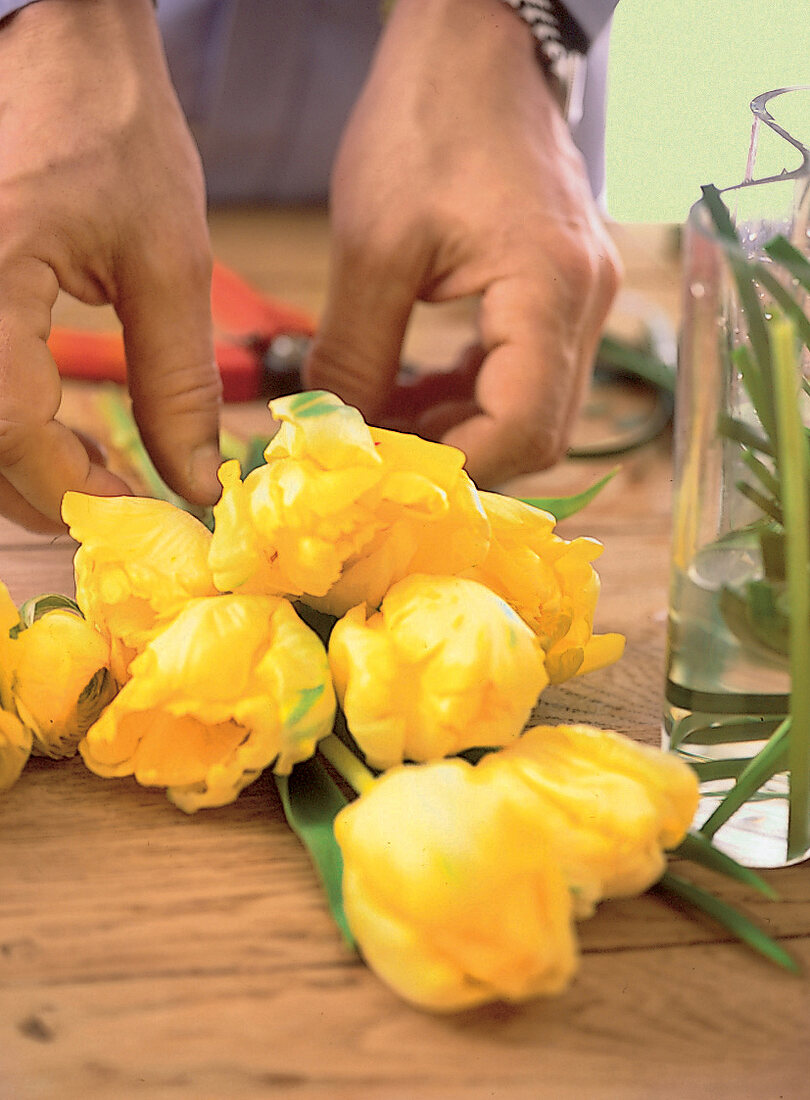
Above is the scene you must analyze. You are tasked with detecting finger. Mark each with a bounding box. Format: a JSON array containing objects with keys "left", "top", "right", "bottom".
[
  {"left": 304, "top": 239, "right": 421, "bottom": 421},
  {"left": 117, "top": 242, "right": 223, "bottom": 507},
  {"left": 73, "top": 429, "right": 108, "bottom": 469},
  {"left": 0, "top": 255, "right": 132, "bottom": 528},
  {"left": 0, "top": 470, "right": 76, "bottom": 535},
  {"left": 422, "top": 273, "right": 606, "bottom": 487}
]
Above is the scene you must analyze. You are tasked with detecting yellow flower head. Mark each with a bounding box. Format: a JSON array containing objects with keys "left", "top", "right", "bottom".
[
  {"left": 0, "top": 583, "right": 114, "bottom": 766},
  {"left": 329, "top": 574, "right": 548, "bottom": 769},
  {"left": 79, "top": 594, "right": 335, "bottom": 812},
  {"left": 9, "top": 608, "right": 116, "bottom": 759},
  {"left": 0, "top": 709, "right": 32, "bottom": 792},
  {"left": 0, "top": 581, "right": 21, "bottom": 712},
  {"left": 208, "top": 391, "right": 489, "bottom": 616},
  {"left": 63, "top": 492, "right": 217, "bottom": 682},
  {"left": 334, "top": 757, "right": 578, "bottom": 1012},
  {"left": 462, "top": 492, "right": 625, "bottom": 683},
  {"left": 483, "top": 724, "right": 699, "bottom": 917}
]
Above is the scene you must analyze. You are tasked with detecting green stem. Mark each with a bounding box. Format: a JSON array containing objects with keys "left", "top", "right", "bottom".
[
  {"left": 656, "top": 872, "right": 799, "bottom": 973},
  {"left": 771, "top": 318, "right": 810, "bottom": 859},
  {"left": 319, "top": 733, "right": 376, "bottom": 795},
  {"left": 700, "top": 717, "right": 791, "bottom": 839}
]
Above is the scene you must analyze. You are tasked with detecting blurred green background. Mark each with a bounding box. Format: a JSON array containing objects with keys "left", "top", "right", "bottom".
[{"left": 605, "top": 0, "right": 808, "bottom": 223}]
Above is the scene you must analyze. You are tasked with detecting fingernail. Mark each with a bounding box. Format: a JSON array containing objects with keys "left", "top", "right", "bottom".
[{"left": 188, "top": 443, "right": 223, "bottom": 505}]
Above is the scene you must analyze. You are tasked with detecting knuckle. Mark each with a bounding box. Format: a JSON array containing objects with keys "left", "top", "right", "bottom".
[
  {"left": 526, "top": 423, "right": 567, "bottom": 471},
  {"left": 598, "top": 233, "right": 624, "bottom": 301},
  {"left": 0, "top": 410, "right": 43, "bottom": 473},
  {"left": 511, "top": 415, "right": 568, "bottom": 479},
  {"left": 557, "top": 232, "right": 603, "bottom": 297},
  {"left": 0, "top": 418, "right": 29, "bottom": 469},
  {"left": 134, "top": 359, "right": 222, "bottom": 417}
]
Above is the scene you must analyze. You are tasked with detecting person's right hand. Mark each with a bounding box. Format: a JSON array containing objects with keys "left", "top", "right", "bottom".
[
  {"left": 0, "top": 0, "right": 222, "bottom": 532},
  {"left": 306, "top": 0, "right": 620, "bottom": 490}
]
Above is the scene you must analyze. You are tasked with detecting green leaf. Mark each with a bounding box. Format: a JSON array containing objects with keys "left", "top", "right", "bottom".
[
  {"left": 770, "top": 317, "right": 810, "bottom": 859},
  {"left": 274, "top": 758, "right": 355, "bottom": 949},
  {"left": 674, "top": 713, "right": 785, "bottom": 747},
  {"left": 739, "top": 445, "right": 780, "bottom": 501},
  {"left": 735, "top": 480, "right": 783, "bottom": 524},
  {"left": 673, "top": 831, "right": 779, "bottom": 900},
  {"left": 755, "top": 265, "right": 810, "bottom": 359},
  {"left": 13, "top": 593, "right": 82, "bottom": 636},
  {"left": 595, "top": 333, "right": 676, "bottom": 393},
  {"left": 520, "top": 467, "right": 617, "bottom": 520},
  {"left": 718, "top": 584, "right": 789, "bottom": 657},
  {"left": 700, "top": 186, "right": 773, "bottom": 377},
  {"left": 689, "top": 757, "right": 776, "bottom": 783},
  {"left": 731, "top": 345, "right": 777, "bottom": 446},
  {"left": 716, "top": 413, "right": 774, "bottom": 457},
  {"left": 764, "top": 235, "right": 810, "bottom": 293},
  {"left": 759, "top": 526, "right": 786, "bottom": 583},
  {"left": 700, "top": 717, "right": 791, "bottom": 839},
  {"left": 656, "top": 871, "right": 799, "bottom": 973},
  {"left": 242, "top": 435, "right": 270, "bottom": 476}
]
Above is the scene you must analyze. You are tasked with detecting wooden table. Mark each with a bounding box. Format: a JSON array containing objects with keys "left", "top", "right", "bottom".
[{"left": 1, "top": 211, "right": 808, "bottom": 1100}]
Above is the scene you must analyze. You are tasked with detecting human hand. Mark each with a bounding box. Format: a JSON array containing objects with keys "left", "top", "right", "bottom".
[
  {"left": 305, "top": 0, "right": 621, "bottom": 488},
  {"left": 0, "top": 0, "right": 221, "bottom": 531}
]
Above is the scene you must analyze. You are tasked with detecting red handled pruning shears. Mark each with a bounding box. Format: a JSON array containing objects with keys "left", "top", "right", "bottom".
[{"left": 48, "top": 261, "right": 316, "bottom": 402}]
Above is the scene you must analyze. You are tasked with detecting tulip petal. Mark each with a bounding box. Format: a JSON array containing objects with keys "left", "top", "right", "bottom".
[
  {"left": 329, "top": 575, "right": 548, "bottom": 769},
  {"left": 335, "top": 758, "right": 578, "bottom": 1011},
  {"left": 79, "top": 595, "right": 335, "bottom": 811},
  {"left": 0, "top": 709, "right": 32, "bottom": 791},
  {"left": 210, "top": 392, "right": 490, "bottom": 616}
]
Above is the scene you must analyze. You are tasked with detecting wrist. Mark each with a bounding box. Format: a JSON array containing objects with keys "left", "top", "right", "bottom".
[
  {"left": 378, "top": 0, "right": 574, "bottom": 121},
  {"left": 1, "top": 0, "right": 171, "bottom": 115},
  {"left": 4, "top": 0, "right": 158, "bottom": 55},
  {"left": 379, "top": 0, "right": 541, "bottom": 87}
]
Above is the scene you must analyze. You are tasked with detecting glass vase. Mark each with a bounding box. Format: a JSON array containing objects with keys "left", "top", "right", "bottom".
[{"left": 664, "top": 87, "right": 810, "bottom": 867}]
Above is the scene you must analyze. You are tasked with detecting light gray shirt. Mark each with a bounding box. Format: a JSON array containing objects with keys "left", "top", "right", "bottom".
[{"left": 0, "top": 0, "right": 618, "bottom": 201}]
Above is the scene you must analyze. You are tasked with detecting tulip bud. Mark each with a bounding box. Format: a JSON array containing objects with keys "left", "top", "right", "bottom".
[
  {"left": 0, "top": 709, "right": 32, "bottom": 792},
  {"left": 463, "top": 492, "right": 625, "bottom": 683},
  {"left": 80, "top": 594, "right": 336, "bottom": 811},
  {"left": 62, "top": 492, "right": 217, "bottom": 682},
  {"left": 329, "top": 574, "right": 548, "bottom": 769},
  {"left": 484, "top": 724, "right": 699, "bottom": 916},
  {"left": 335, "top": 758, "right": 578, "bottom": 1011},
  {"left": 209, "top": 391, "right": 489, "bottom": 617},
  {"left": 10, "top": 609, "right": 117, "bottom": 759}
]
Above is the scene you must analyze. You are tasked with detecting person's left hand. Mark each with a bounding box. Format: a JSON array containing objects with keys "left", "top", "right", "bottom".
[{"left": 305, "top": 0, "right": 621, "bottom": 488}]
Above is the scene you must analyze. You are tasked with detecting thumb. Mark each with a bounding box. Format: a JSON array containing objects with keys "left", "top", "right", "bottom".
[
  {"left": 117, "top": 248, "right": 223, "bottom": 507},
  {"left": 304, "top": 245, "right": 419, "bottom": 420}
]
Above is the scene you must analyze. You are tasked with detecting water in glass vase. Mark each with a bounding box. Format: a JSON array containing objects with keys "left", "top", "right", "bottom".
[{"left": 664, "top": 536, "right": 798, "bottom": 867}]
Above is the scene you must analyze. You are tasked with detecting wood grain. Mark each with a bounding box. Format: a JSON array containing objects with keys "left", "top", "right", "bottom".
[{"left": 2, "top": 212, "right": 809, "bottom": 1100}]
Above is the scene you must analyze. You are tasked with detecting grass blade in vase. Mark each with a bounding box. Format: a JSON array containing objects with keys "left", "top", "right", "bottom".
[{"left": 666, "top": 184, "right": 810, "bottom": 865}]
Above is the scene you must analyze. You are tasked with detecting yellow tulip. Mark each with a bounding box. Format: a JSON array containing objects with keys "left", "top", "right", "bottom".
[
  {"left": 329, "top": 574, "right": 548, "bottom": 769},
  {"left": 483, "top": 724, "right": 699, "bottom": 917},
  {"left": 0, "top": 581, "right": 21, "bottom": 712},
  {"left": 462, "top": 492, "right": 625, "bottom": 683},
  {"left": 0, "top": 709, "right": 32, "bottom": 792},
  {"left": 209, "top": 391, "right": 489, "bottom": 616},
  {"left": 9, "top": 609, "right": 117, "bottom": 759},
  {"left": 79, "top": 594, "right": 336, "bottom": 811},
  {"left": 63, "top": 492, "right": 217, "bottom": 682},
  {"left": 0, "top": 583, "right": 114, "bottom": 765},
  {"left": 334, "top": 757, "right": 578, "bottom": 1012}
]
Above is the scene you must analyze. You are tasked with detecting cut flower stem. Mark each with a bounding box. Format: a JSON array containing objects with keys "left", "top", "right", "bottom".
[{"left": 319, "top": 733, "right": 376, "bottom": 796}]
